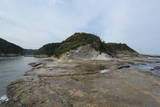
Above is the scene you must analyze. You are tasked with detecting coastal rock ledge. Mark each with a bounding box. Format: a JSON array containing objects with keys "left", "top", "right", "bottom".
[{"left": 1, "top": 57, "right": 160, "bottom": 107}]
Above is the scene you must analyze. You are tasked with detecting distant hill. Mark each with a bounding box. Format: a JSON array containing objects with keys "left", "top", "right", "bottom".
[
  {"left": 54, "top": 33, "right": 102, "bottom": 57},
  {"left": 36, "top": 33, "right": 138, "bottom": 59},
  {"left": 23, "top": 49, "right": 37, "bottom": 55},
  {"left": 35, "top": 43, "right": 61, "bottom": 56},
  {"left": 100, "top": 42, "right": 137, "bottom": 57},
  {"left": 0, "top": 38, "right": 23, "bottom": 56}
]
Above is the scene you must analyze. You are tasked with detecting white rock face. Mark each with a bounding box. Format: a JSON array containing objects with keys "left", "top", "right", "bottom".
[{"left": 60, "top": 45, "right": 111, "bottom": 60}]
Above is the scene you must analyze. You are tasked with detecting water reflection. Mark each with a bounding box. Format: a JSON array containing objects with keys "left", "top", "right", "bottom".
[{"left": 0, "top": 56, "right": 41, "bottom": 97}]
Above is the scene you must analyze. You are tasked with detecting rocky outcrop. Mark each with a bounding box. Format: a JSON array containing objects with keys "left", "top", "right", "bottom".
[
  {"left": 36, "top": 33, "right": 138, "bottom": 59},
  {"left": 2, "top": 57, "right": 160, "bottom": 107},
  {"left": 60, "top": 45, "right": 111, "bottom": 60}
]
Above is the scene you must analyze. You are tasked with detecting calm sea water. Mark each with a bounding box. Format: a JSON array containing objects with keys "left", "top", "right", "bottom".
[{"left": 0, "top": 56, "right": 41, "bottom": 97}]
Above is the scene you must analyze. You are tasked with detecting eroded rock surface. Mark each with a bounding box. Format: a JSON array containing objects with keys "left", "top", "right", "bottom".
[
  {"left": 60, "top": 45, "right": 111, "bottom": 60},
  {"left": 1, "top": 57, "right": 160, "bottom": 107}
]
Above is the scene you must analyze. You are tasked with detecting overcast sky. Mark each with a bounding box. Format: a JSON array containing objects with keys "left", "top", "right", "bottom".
[{"left": 0, "top": 0, "right": 160, "bottom": 55}]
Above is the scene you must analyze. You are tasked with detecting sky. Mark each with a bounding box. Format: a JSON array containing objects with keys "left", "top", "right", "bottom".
[{"left": 0, "top": 0, "right": 160, "bottom": 55}]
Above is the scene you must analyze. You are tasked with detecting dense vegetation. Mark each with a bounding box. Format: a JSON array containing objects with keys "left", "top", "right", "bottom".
[
  {"left": 0, "top": 38, "right": 23, "bottom": 55},
  {"left": 36, "top": 32, "right": 137, "bottom": 57},
  {"left": 35, "top": 43, "right": 61, "bottom": 56},
  {"left": 100, "top": 42, "right": 137, "bottom": 56},
  {"left": 54, "top": 33, "right": 102, "bottom": 56}
]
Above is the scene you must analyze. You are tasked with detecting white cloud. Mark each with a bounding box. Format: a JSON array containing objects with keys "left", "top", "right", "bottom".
[{"left": 0, "top": 0, "right": 160, "bottom": 54}]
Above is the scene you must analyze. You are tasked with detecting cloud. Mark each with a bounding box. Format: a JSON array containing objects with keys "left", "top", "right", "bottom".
[{"left": 0, "top": 0, "right": 160, "bottom": 54}]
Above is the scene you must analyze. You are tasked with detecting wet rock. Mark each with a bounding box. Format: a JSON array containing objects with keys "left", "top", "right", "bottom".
[
  {"left": 29, "top": 62, "right": 43, "bottom": 67},
  {"left": 154, "top": 66, "right": 160, "bottom": 70},
  {"left": 118, "top": 65, "right": 130, "bottom": 69}
]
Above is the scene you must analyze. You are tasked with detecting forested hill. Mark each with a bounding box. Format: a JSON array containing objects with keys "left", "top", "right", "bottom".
[
  {"left": 35, "top": 33, "right": 137, "bottom": 57},
  {"left": 0, "top": 38, "right": 23, "bottom": 56}
]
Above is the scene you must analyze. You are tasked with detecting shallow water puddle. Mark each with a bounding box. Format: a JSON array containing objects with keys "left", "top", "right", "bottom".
[
  {"left": 147, "top": 57, "right": 160, "bottom": 60},
  {"left": 131, "top": 63, "right": 160, "bottom": 76},
  {"left": 100, "top": 69, "right": 109, "bottom": 73}
]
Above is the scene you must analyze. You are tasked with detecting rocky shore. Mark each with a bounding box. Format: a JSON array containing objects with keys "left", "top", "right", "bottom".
[{"left": 1, "top": 56, "right": 160, "bottom": 107}]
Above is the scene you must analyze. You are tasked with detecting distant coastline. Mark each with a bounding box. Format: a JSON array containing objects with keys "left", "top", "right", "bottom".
[{"left": 0, "top": 54, "right": 22, "bottom": 57}]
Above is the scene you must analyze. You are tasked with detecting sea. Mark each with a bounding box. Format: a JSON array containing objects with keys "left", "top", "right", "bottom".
[{"left": 0, "top": 56, "right": 41, "bottom": 102}]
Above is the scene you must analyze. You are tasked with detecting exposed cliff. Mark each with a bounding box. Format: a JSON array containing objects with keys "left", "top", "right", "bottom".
[{"left": 60, "top": 45, "right": 111, "bottom": 60}]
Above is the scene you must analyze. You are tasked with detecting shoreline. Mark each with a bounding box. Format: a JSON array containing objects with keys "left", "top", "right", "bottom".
[
  {"left": 1, "top": 55, "right": 160, "bottom": 107},
  {"left": 0, "top": 56, "right": 42, "bottom": 105},
  {"left": 0, "top": 95, "right": 8, "bottom": 104}
]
